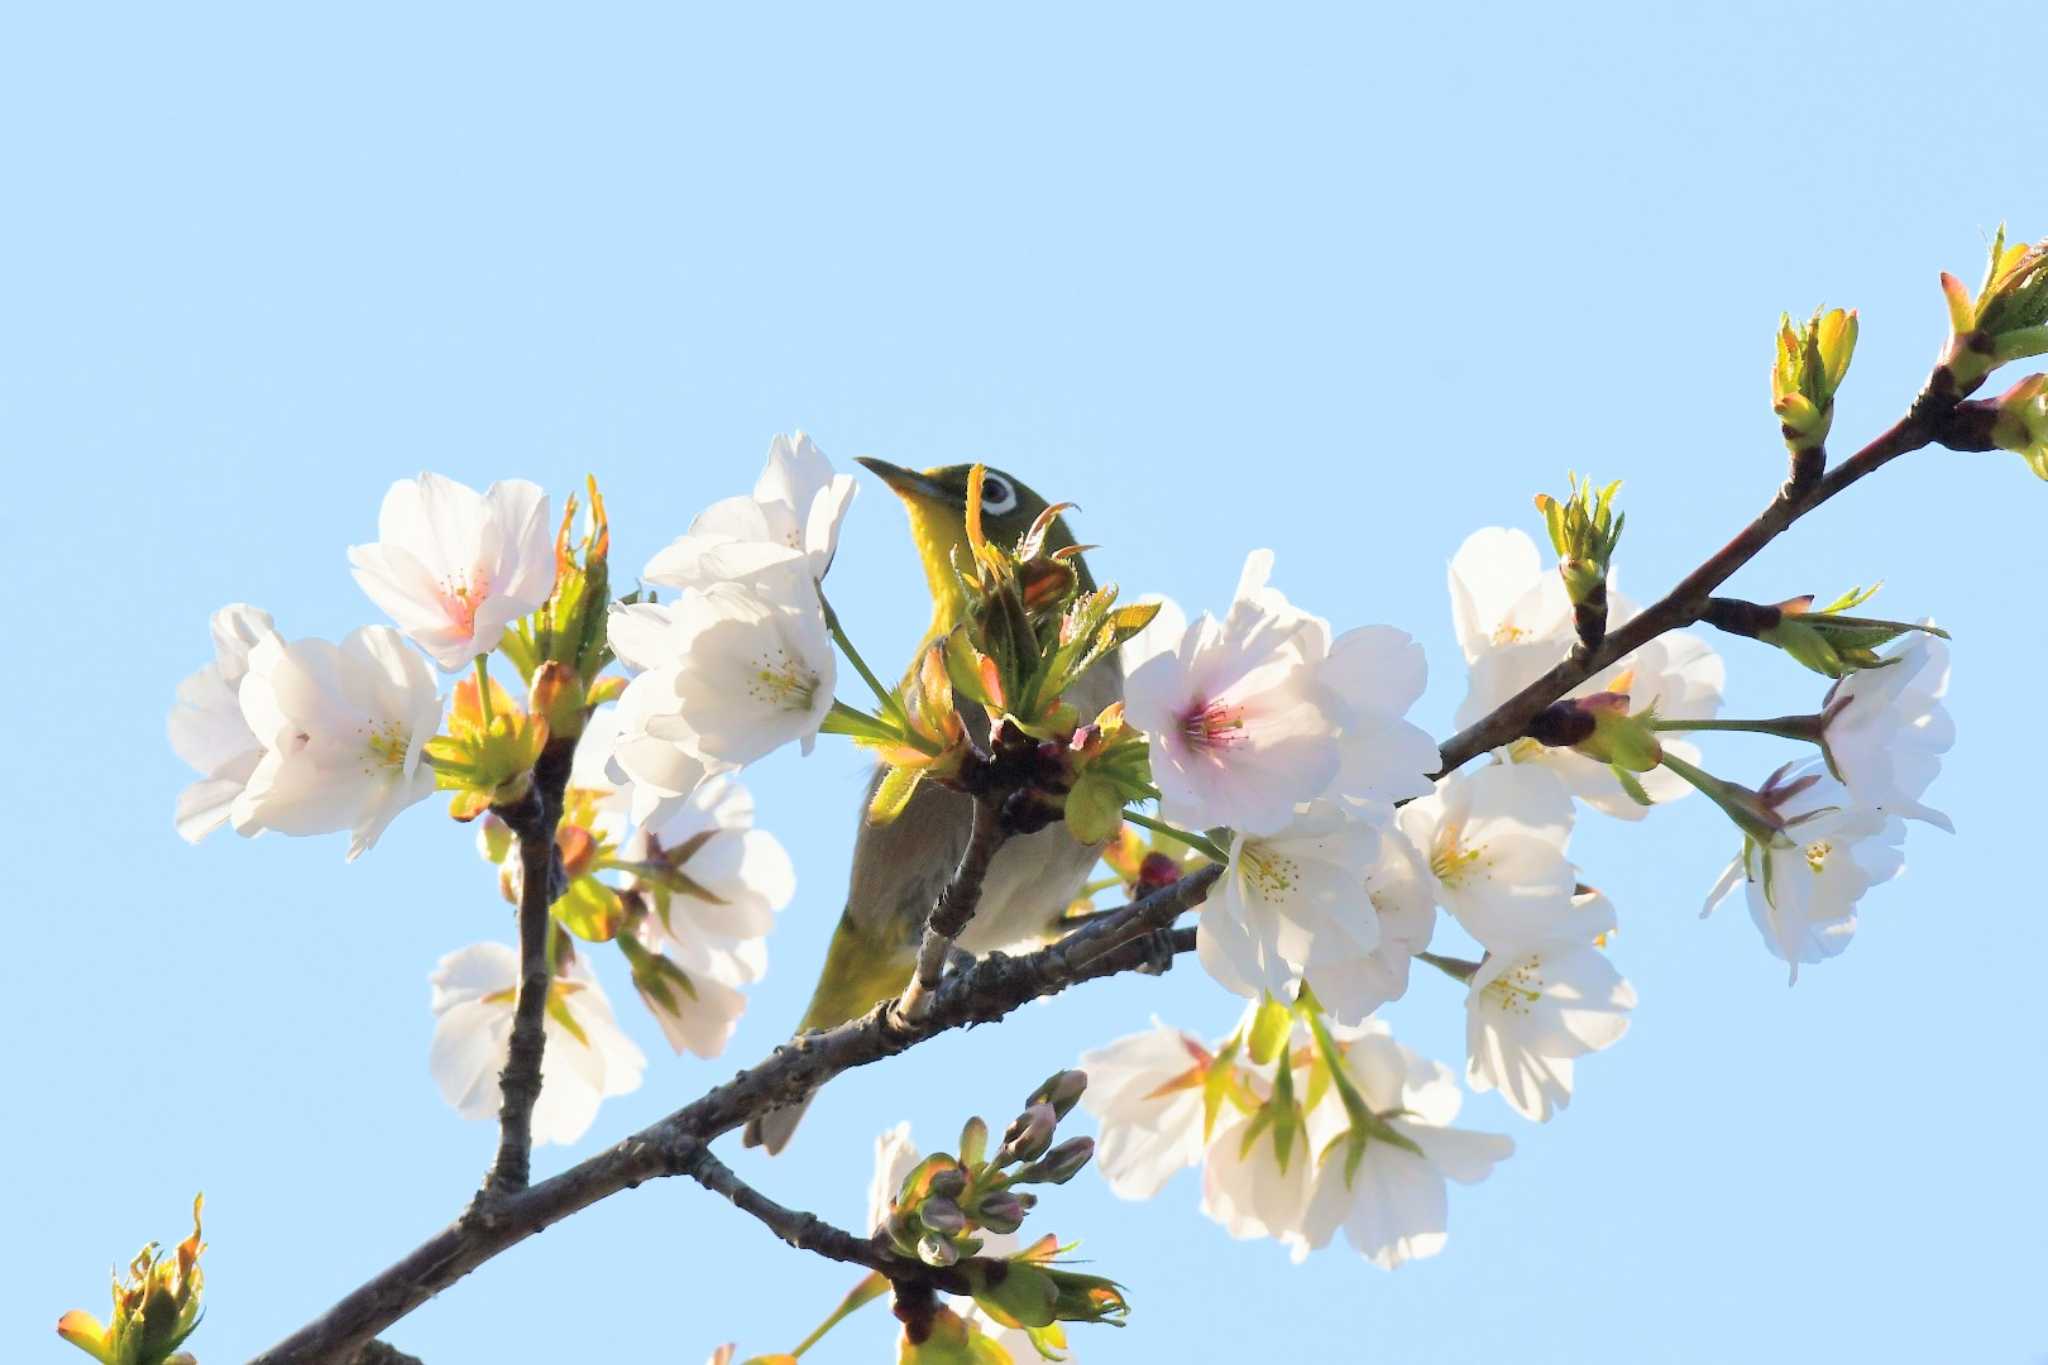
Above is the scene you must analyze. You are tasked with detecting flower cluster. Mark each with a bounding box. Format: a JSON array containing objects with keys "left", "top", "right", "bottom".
[
  {"left": 155, "top": 337, "right": 1977, "bottom": 1362},
  {"left": 1082, "top": 1002, "right": 1512, "bottom": 1269},
  {"left": 170, "top": 460, "right": 810, "bottom": 1147}
]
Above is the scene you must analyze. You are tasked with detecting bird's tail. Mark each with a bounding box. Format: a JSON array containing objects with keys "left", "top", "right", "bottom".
[{"left": 743, "top": 911, "right": 916, "bottom": 1155}]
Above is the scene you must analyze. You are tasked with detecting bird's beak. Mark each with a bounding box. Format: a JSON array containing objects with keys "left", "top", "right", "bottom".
[{"left": 855, "top": 457, "right": 954, "bottom": 506}]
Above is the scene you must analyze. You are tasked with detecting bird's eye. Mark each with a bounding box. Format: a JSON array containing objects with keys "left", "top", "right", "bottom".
[{"left": 979, "top": 474, "right": 1018, "bottom": 516}]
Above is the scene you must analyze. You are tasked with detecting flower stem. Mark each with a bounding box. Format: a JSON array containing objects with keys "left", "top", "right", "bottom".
[
  {"left": 474, "top": 654, "right": 496, "bottom": 727},
  {"left": 818, "top": 587, "right": 906, "bottom": 723},
  {"left": 1121, "top": 809, "right": 1230, "bottom": 864},
  {"left": 788, "top": 1270, "right": 890, "bottom": 1358},
  {"left": 1417, "top": 950, "right": 1479, "bottom": 983},
  {"left": 1658, "top": 750, "right": 1783, "bottom": 846},
  {"left": 1649, "top": 713, "right": 1824, "bottom": 744}
]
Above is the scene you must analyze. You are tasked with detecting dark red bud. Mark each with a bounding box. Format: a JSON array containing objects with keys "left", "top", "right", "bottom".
[
  {"left": 1525, "top": 699, "right": 1597, "bottom": 748},
  {"left": 1136, "top": 852, "right": 1183, "bottom": 890}
]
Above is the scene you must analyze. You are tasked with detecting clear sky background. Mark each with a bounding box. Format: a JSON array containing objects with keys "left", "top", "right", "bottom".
[{"left": 7, "top": 4, "right": 2046, "bottom": 1362}]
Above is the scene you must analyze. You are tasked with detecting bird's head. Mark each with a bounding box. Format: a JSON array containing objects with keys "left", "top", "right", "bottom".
[{"left": 856, "top": 458, "right": 1092, "bottom": 635}]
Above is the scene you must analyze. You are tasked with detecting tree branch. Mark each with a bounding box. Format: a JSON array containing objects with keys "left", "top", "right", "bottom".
[
  {"left": 1430, "top": 388, "right": 1982, "bottom": 778},
  {"left": 674, "top": 1141, "right": 907, "bottom": 1277},
  {"left": 246, "top": 866, "right": 1219, "bottom": 1365},
  {"left": 896, "top": 793, "right": 1007, "bottom": 1021},
  {"left": 482, "top": 737, "right": 576, "bottom": 1199}
]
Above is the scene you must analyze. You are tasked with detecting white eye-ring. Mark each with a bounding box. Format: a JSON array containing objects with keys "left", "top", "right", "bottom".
[{"left": 980, "top": 473, "right": 1018, "bottom": 515}]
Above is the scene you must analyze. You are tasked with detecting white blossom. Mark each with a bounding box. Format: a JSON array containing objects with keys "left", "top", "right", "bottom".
[
  {"left": 607, "top": 582, "right": 836, "bottom": 772},
  {"left": 866, "top": 1121, "right": 921, "bottom": 1233},
  {"left": 348, "top": 473, "right": 555, "bottom": 671},
  {"left": 605, "top": 602, "right": 713, "bottom": 817},
  {"left": 1117, "top": 594, "right": 1187, "bottom": 676},
  {"left": 1395, "top": 763, "right": 1578, "bottom": 953},
  {"left": 1822, "top": 628, "right": 1954, "bottom": 831},
  {"left": 231, "top": 625, "right": 442, "bottom": 860},
  {"left": 1078, "top": 1020, "right": 1213, "bottom": 1200},
  {"left": 1199, "top": 801, "right": 1386, "bottom": 1018},
  {"left": 1448, "top": 528, "right": 1725, "bottom": 818},
  {"left": 1125, "top": 550, "right": 1343, "bottom": 835},
  {"left": 643, "top": 432, "right": 856, "bottom": 594},
  {"left": 1292, "top": 1022, "right": 1514, "bottom": 1269},
  {"left": 168, "top": 604, "right": 280, "bottom": 842},
  {"left": 1448, "top": 526, "right": 1572, "bottom": 667},
  {"left": 620, "top": 777, "right": 791, "bottom": 1058},
  {"left": 427, "top": 942, "right": 645, "bottom": 1146},
  {"left": 1202, "top": 1106, "right": 1316, "bottom": 1244},
  {"left": 1703, "top": 762, "right": 1905, "bottom": 983},
  {"left": 1317, "top": 624, "right": 1442, "bottom": 807},
  {"left": 1464, "top": 890, "right": 1636, "bottom": 1122},
  {"left": 1302, "top": 821, "right": 1437, "bottom": 1025}
]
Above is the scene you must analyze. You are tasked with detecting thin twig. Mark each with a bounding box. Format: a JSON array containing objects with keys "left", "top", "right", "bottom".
[
  {"left": 1430, "top": 391, "right": 1975, "bottom": 778},
  {"left": 674, "top": 1142, "right": 908, "bottom": 1277},
  {"left": 245, "top": 870, "right": 1216, "bottom": 1365},
  {"left": 482, "top": 738, "right": 576, "bottom": 1198},
  {"left": 895, "top": 794, "right": 1006, "bottom": 1021}
]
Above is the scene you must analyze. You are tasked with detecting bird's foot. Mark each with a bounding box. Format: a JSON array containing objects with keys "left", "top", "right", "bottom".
[{"left": 1135, "top": 929, "right": 1178, "bottom": 976}]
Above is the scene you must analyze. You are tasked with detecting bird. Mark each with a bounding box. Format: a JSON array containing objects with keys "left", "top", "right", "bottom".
[{"left": 742, "top": 458, "right": 1121, "bottom": 1154}]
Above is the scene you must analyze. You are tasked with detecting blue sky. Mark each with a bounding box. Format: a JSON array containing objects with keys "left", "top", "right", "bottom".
[{"left": 8, "top": 4, "right": 2047, "bottom": 1362}]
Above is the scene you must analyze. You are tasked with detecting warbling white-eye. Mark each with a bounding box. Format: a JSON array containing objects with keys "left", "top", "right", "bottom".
[{"left": 742, "top": 459, "right": 1119, "bottom": 1153}]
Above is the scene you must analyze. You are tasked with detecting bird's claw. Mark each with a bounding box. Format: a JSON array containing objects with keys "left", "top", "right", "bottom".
[{"left": 1136, "top": 929, "right": 1178, "bottom": 976}]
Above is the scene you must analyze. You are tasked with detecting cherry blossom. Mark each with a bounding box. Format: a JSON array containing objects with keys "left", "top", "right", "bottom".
[
  {"left": 607, "top": 582, "right": 836, "bottom": 771},
  {"left": 1301, "top": 821, "right": 1437, "bottom": 1025},
  {"left": 1395, "top": 763, "right": 1578, "bottom": 952},
  {"left": 1077, "top": 1021, "right": 1213, "bottom": 1200},
  {"left": 1451, "top": 527, "right": 1727, "bottom": 818},
  {"left": 1292, "top": 1022, "right": 1514, "bottom": 1269},
  {"left": 643, "top": 432, "right": 856, "bottom": 594},
  {"left": 231, "top": 625, "right": 442, "bottom": 860},
  {"left": 168, "top": 604, "right": 279, "bottom": 842},
  {"left": 1199, "top": 801, "right": 1386, "bottom": 1016},
  {"left": 1822, "top": 628, "right": 1954, "bottom": 831},
  {"left": 1464, "top": 890, "right": 1636, "bottom": 1122},
  {"left": 619, "top": 777, "right": 791, "bottom": 1058},
  {"left": 1124, "top": 551, "right": 1344, "bottom": 834},
  {"left": 1703, "top": 762, "right": 1906, "bottom": 983},
  {"left": 428, "top": 942, "right": 645, "bottom": 1146},
  {"left": 1317, "top": 624, "right": 1442, "bottom": 808},
  {"left": 1202, "top": 1106, "right": 1316, "bottom": 1244},
  {"left": 348, "top": 473, "right": 555, "bottom": 671}
]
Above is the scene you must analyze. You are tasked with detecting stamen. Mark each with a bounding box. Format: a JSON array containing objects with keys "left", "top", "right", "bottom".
[{"left": 1179, "top": 699, "right": 1247, "bottom": 751}]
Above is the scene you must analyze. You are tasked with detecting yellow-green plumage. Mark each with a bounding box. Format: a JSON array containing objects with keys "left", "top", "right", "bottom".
[{"left": 743, "top": 461, "right": 1119, "bottom": 1153}]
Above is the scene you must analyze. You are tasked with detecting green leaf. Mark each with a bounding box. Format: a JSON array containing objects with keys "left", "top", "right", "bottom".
[
  {"left": 1062, "top": 776, "right": 1122, "bottom": 845},
  {"left": 552, "top": 875, "right": 624, "bottom": 942},
  {"left": 870, "top": 766, "right": 923, "bottom": 825},
  {"left": 969, "top": 1261, "right": 1059, "bottom": 1330}
]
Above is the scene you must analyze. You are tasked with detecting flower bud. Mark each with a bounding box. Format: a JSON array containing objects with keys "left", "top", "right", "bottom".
[
  {"left": 1572, "top": 692, "right": 1662, "bottom": 773},
  {"left": 1125, "top": 854, "right": 1178, "bottom": 895},
  {"left": 918, "top": 1196, "right": 968, "bottom": 1236},
  {"left": 997, "top": 1102, "right": 1058, "bottom": 1165},
  {"left": 1937, "top": 227, "right": 2048, "bottom": 396},
  {"left": 1988, "top": 373, "right": 2048, "bottom": 479},
  {"left": 916, "top": 1232, "right": 960, "bottom": 1268},
  {"left": 1014, "top": 1136, "right": 1094, "bottom": 1186},
  {"left": 974, "top": 1192, "right": 1029, "bottom": 1234},
  {"left": 925, "top": 1166, "right": 969, "bottom": 1200},
  {"left": 527, "top": 659, "right": 586, "bottom": 739},
  {"left": 58, "top": 1196, "right": 206, "bottom": 1365},
  {"left": 1771, "top": 308, "right": 1858, "bottom": 456},
  {"left": 1534, "top": 474, "right": 1623, "bottom": 647},
  {"left": 1027, "top": 1069, "right": 1089, "bottom": 1120}
]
